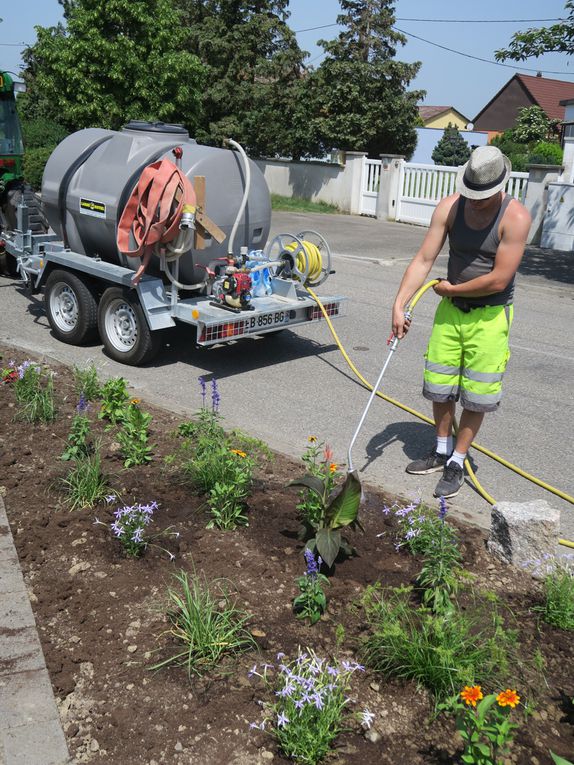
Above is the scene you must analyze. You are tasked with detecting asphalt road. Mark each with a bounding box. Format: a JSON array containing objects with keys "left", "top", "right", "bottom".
[{"left": 1, "top": 210, "right": 573, "bottom": 544}]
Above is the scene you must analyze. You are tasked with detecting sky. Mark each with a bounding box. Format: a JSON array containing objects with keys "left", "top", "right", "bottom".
[{"left": 1, "top": 0, "right": 572, "bottom": 121}]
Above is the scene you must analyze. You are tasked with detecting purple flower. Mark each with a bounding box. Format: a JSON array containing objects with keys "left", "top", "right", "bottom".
[
  {"left": 131, "top": 527, "right": 144, "bottom": 543},
  {"left": 405, "top": 528, "right": 420, "bottom": 541},
  {"left": 211, "top": 378, "right": 220, "bottom": 413},
  {"left": 277, "top": 712, "right": 289, "bottom": 728},
  {"left": 106, "top": 495, "right": 117, "bottom": 504},
  {"left": 111, "top": 521, "right": 123, "bottom": 538},
  {"left": 304, "top": 548, "right": 319, "bottom": 577},
  {"left": 361, "top": 709, "right": 375, "bottom": 728},
  {"left": 312, "top": 692, "right": 324, "bottom": 710},
  {"left": 198, "top": 376, "right": 207, "bottom": 407},
  {"left": 438, "top": 496, "right": 448, "bottom": 521},
  {"left": 76, "top": 393, "right": 89, "bottom": 414}
]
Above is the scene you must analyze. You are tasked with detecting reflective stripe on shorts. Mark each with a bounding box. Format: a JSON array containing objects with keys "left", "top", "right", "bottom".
[{"left": 422, "top": 298, "right": 513, "bottom": 412}]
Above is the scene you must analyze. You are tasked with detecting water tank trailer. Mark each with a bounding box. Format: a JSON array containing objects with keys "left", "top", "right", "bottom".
[{"left": 1, "top": 122, "right": 345, "bottom": 366}]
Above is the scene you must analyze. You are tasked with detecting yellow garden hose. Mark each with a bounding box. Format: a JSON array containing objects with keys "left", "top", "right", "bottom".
[{"left": 305, "top": 282, "right": 574, "bottom": 550}]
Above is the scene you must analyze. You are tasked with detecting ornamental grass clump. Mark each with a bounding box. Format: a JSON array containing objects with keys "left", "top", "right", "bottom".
[
  {"left": 525, "top": 554, "right": 574, "bottom": 630},
  {"left": 248, "top": 649, "right": 373, "bottom": 765},
  {"left": 72, "top": 362, "right": 102, "bottom": 401},
  {"left": 445, "top": 685, "right": 521, "bottom": 765},
  {"left": 153, "top": 569, "right": 255, "bottom": 678},
  {"left": 361, "top": 585, "right": 518, "bottom": 703},
  {"left": 13, "top": 360, "right": 56, "bottom": 423},
  {"left": 94, "top": 498, "right": 178, "bottom": 559},
  {"left": 60, "top": 441, "right": 112, "bottom": 511}
]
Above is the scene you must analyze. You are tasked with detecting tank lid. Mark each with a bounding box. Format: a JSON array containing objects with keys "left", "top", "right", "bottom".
[{"left": 122, "top": 120, "right": 190, "bottom": 136}]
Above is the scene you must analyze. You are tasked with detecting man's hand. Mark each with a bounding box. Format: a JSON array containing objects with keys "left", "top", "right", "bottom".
[
  {"left": 392, "top": 304, "right": 411, "bottom": 339},
  {"left": 433, "top": 279, "right": 452, "bottom": 297}
]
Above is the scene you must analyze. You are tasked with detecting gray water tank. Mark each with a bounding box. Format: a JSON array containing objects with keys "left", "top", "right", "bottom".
[{"left": 41, "top": 122, "right": 271, "bottom": 284}]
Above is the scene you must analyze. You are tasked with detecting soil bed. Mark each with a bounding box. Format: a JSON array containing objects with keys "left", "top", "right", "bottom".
[{"left": 0, "top": 345, "right": 573, "bottom": 765}]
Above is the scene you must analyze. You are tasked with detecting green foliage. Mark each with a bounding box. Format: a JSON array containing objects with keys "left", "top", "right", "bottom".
[
  {"left": 496, "top": 2, "right": 574, "bottom": 60},
  {"left": 117, "top": 401, "right": 155, "bottom": 468},
  {"left": 20, "top": 116, "right": 68, "bottom": 149},
  {"left": 176, "top": 0, "right": 309, "bottom": 158},
  {"left": 528, "top": 141, "right": 564, "bottom": 166},
  {"left": 22, "top": 146, "right": 53, "bottom": 190},
  {"left": 446, "top": 691, "right": 521, "bottom": 765},
  {"left": 152, "top": 569, "right": 255, "bottom": 677},
  {"left": 551, "top": 752, "right": 574, "bottom": 765},
  {"left": 60, "top": 443, "right": 112, "bottom": 510},
  {"left": 431, "top": 123, "right": 471, "bottom": 167},
  {"left": 98, "top": 377, "right": 129, "bottom": 424},
  {"left": 61, "top": 412, "right": 91, "bottom": 462},
  {"left": 311, "top": 0, "right": 424, "bottom": 158},
  {"left": 73, "top": 363, "right": 102, "bottom": 401},
  {"left": 14, "top": 362, "right": 56, "bottom": 423},
  {"left": 206, "top": 450, "right": 254, "bottom": 530},
  {"left": 512, "top": 106, "right": 560, "bottom": 144},
  {"left": 490, "top": 132, "right": 530, "bottom": 172},
  {"left": 290, "top": 440, "right": 361, "bottom": 567},
  {"left": 542, "top": 560, "right": 574, "bottom": 630},
  {"left": 361, "top": 586, "right": 518, "bottom": 702},
  {"left": 293, "top": 550, "right": 329, "bottom": 625},
  {"left": 271, "top": 194, "right": 340, "bottom": 214},
  {"left": 20, "top": 0, "right": 205, "bottom": 133}
]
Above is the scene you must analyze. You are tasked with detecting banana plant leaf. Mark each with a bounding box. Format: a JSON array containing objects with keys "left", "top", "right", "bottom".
[{"left": 325, "top": 472, "right": 361, "bottom": 529}]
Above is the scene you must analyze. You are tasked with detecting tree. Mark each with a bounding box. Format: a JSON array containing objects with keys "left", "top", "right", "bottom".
[
  {"left": 512, "top": 105, "right": 560, "bottom": 143},
  {"left": 19, "top": 0, "right": 205, "bottom": 133},
  {"left": 175, "top": 0, "right": 310, "bottom": 157},
  {"left": 431, "top": 124, "right": 471, "bottom": 167},
  {"left": 311, "top": 0, "right": 424, "bottom": 158},
  {"left": 490, "top": 106, "right": 562, "bottom": 171},
  {"left": 495, "top": 1, "right": 574, "bottom": 60}
]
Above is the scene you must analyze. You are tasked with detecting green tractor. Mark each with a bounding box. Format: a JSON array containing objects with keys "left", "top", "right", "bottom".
[{"left": 0, "top": 70, "right": 46, "bottom": 274}]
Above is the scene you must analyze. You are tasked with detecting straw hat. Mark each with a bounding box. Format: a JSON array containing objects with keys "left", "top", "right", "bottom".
[{"left": 456, "top": 145, "right": 512, "bottom": 200}]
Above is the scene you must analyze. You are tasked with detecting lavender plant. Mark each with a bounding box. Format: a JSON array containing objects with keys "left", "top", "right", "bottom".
[
  {"left": 94, "top": 498, "right": 178, "bottom": 558},
  {"left": 117, "top": 400, "right": 155, "bottom": 468},
  {"left": 248, "top": 649, "right": 373, "bottom": 765},
  {"left": 61, "top": 394, "right": 92, "bottom": 461},
  {"left": 293, "top": 549, "right": 329, "bottom": 625}
]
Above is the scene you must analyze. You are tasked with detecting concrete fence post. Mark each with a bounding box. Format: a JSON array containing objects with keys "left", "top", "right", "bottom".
[
  {"left": 343, "top": 151, "right": 368, "bottom": 215},
  {"left": 523, "top": 164, "right": 563, "bottom": 245},
  {"left": 376, "top": 154, "right": 405, "bottom": 221}
]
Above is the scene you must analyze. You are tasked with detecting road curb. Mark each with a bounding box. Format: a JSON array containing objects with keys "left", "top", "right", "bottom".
[{"left": 0, "top": 494, "right": 71, "bottom": 765}]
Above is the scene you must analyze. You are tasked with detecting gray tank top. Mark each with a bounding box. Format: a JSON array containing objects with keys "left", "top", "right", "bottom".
[{"left": 447, "top": 194, "right": 514, "bottom": 307}]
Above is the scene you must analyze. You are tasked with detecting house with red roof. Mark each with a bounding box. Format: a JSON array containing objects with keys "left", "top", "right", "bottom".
[{"left": 473, "top": 73, "right": 574, "bottom": 138}]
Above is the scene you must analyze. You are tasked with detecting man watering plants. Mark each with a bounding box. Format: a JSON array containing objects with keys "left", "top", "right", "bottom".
[{"left": 391, "top": 145, "right": 531, "bottom": 499}]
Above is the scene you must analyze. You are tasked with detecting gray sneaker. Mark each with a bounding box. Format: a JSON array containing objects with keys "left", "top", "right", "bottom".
[
  {"left": 406, "top": 449, "right": 448, "bottom": 475},
  {"left": 434, "top": 462, "right": 464, "bottom": 498}
]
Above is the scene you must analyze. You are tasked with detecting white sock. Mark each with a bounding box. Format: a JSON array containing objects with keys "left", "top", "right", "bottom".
[
  {"left": 447, "top": 450, "right": 466, "bottom": 469},
  {"left": 436, "top": 436, "right": 453, "bottom": 455}
]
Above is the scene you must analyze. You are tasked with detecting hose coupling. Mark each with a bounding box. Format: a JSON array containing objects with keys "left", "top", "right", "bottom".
[{"left": 179, "top": 204, "right": 196, "bottom": 230}]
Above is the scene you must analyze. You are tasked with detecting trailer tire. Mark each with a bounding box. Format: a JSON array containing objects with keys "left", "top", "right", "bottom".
[
  {"left": 98, "top": 287, "right": 160, "bottom": 366},
  {"left": 45, "top": 269, "right": 99, "bottom": 345}
]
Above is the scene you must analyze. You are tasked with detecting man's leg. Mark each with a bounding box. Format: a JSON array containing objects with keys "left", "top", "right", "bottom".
[
  {"left": 453, "top": 408, "right": 485, "bottom": 455},
  {"left": 406, "top": 400, "right": 456, "bottom": 475}
]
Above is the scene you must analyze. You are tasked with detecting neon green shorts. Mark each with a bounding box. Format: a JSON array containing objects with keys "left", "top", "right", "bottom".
[{"left": 423, "top": 298, "right": 513, "bottom": 412}]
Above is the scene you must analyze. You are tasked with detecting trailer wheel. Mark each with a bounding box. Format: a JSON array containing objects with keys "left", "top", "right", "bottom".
[
  {"left": 45, "top": 269, "right": 99, "bottom": 344},
  {"left": 98, "top": 287, "right": 160, "bottom": 366}
]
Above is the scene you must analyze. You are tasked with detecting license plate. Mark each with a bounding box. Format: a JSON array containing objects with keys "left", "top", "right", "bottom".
[{"left": 246, "top": 310, "right": 288, "bottom": 331}]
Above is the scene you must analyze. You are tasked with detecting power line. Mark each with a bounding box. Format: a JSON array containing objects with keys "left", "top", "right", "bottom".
[
  {"left": 294, "top": 18, "right": 565, "bottom": 34},
  {"left": 394, "top": 26, "right": 574, "bottom": 77},
  {"left": 0, "top": 42, "right": 27, "bottom": 47}
]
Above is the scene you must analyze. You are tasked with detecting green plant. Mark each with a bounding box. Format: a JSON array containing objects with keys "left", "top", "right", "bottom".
[
  {"left": 99, "top": 377, "right": 130, "bottom": 424},
  {"left": 293, "top": 549, "right": 329, "bottom": 625},
  {"left": 94, "top": 499, "right": 178, "bottom": 559},
  {"left": 248, "top": 649, "right": 371, "bottom": 765},
  {"left": 60, "top": 442, "right": 112, "bottom": 511},
  {"left": 528, "top": 140, "right": 563, "bottom": 166},
  {"left": 415, "top": 497, "right": 462, "bottom": 614},
  {"left": 117, "top": 401, "right": 155, "bottom": 468},
  {"left": 23, "top": 146, "right": 54, "bottom": 190},
  {"left": 444, "top": 686, "right": 521, "bottom": 765},
  {"left": 551, "top": 752, "right": 574, "bottom": 765},
  {"left": 543, "top": 559, "right": 574, "bottom": 630},
  {"left": 206, "top": 448, "right": 254, "bottom": 530},
  {"left": 361, "top": 586, "right": 518, "bottom": 702},
  {"left": 61, "top": 395, "right": 92, "bottom": 461},
  {"left": 334, "top": 623, "right": 346, "bottom": 649},
  {"left": 431, "top": 123, "right": 471, "bottom": 167},
  {"left": 289, "top": 438, "right": 361, "bottom": 567},
  {"left": 72, "top": 362, "right": 102, "bottom": 401},
  {"left": 13, "top": 360, "right": 56, "bottom": 423},
  {"left": 152, "top": 569, "right": 255, "bottom": 677}
]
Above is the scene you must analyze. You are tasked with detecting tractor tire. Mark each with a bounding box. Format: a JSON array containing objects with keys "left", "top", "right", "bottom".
[
  {"left": 97, "top": 286, "right": 160, "bottom": 366},
  {"left": 45, "top": 269, "right": 99, "bottom": 345}
]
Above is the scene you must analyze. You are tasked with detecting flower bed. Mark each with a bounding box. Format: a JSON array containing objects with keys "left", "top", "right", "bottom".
[{"left": 0, "top": 345, "right": 573, "bottom": 765}]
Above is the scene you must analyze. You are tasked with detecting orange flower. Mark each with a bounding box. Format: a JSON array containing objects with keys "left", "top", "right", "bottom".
[
  {"left": 130, "top": 398, "right": 140, "bottom": 405},
  {"left": 329, "top": 463, "right": 337, "bottom": 473},
  {"left": 460, "top": 685, "right": 483, "bottom": 707},
  {"left": 324, "top": 445, "right": 334, "bottom": 462},
  {"left": 231, "top": 449, "right": 247, "bottom": 458},
  {"left": 308, "top": 435, "right": 317, "bottom": 443},
  {"left": 496, "top": 689, "right": 520, "bottom": 708}
]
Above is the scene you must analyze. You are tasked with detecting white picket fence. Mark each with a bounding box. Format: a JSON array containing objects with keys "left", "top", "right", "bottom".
[
  {"left": 359, "top": 157, "right": 383, "bottom": 216},
  {"left": 395, "top": 162, "right": 529, "bottom": 226}
]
